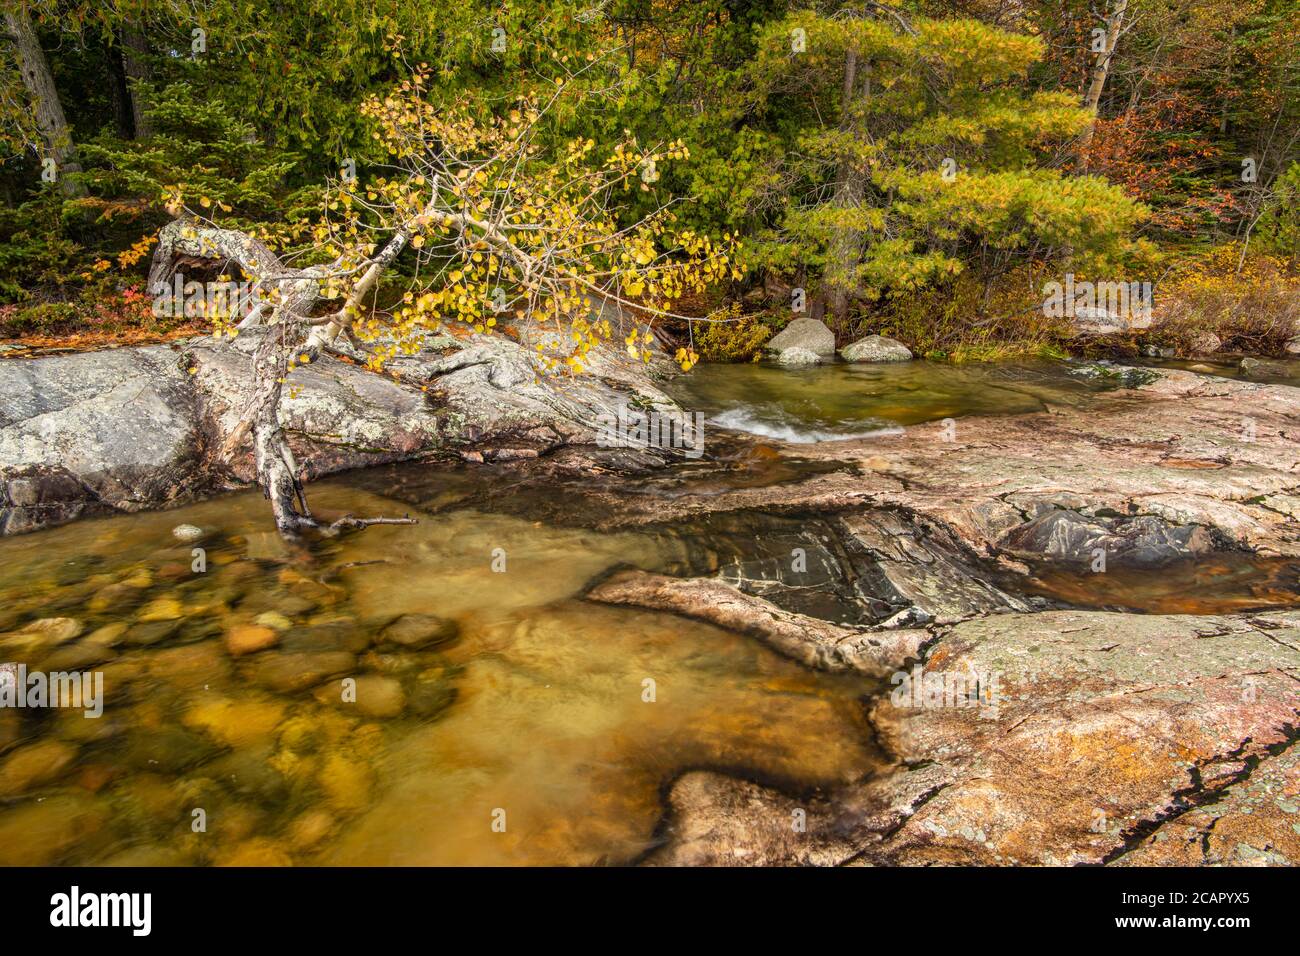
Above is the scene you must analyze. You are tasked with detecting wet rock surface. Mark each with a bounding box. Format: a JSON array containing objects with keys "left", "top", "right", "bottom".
[
  {"left": 0, "top": 346, "right": 202, "bottom": 533},
  {"left": 2, "top": 356, "right": 1299, "bottom": 867},
  {"left": 1, "top": 327, "right": 679, "bottom": 535},
  {"left": 591, "top": 368, "right": 1300, "bottom": 562},
  {"left": 587, "top": 570, "right": 929, "bottom": 676},
  {"left": 575, "top": 366, "right": 1300, "bottom": 866}
]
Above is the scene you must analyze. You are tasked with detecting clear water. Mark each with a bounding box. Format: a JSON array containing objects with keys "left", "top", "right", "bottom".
[
  {"left": 1133, "top": 355, "right": 1300, "bottom": 387},
  {"left": 1012, "top": 555, "right": 1300, "bottom": 615},
  {"left": 0, "top": 476, "right": 880, "bottom": 866}
]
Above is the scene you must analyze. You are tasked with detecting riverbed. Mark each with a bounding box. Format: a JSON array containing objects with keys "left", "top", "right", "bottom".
[{"left": 2, "top": 356, "right": 1298, "bottom": 866}]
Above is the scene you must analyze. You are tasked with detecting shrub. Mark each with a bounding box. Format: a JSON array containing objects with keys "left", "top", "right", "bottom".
[
  {"left": 0, "top": 301, "right": 77, "bottom": 336},
  {"left": 1150, "top": 245, "right": 1300, "bottom": 355},
  {"left": 694, "top": 308, "right": 773, "bottom": 362}
]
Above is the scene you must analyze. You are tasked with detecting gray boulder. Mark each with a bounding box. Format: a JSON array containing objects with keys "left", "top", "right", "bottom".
[
  {"left": 1067, "top": 306, "right": 1153, "bottom": 335},
  {"left": 185, "top": 333, "right": 444, "bottom": 484},
  {"left": 1, "top": 322, "right": 686, "bottom": 535},
  {"left": 765, "top": 318, "right": 836, "bottom": 357},
  {"left": 840, "top": 334, "right": 912, "bottom": 363},
  {"left": 0, "top": 346, "right": 202, "bottom": 533}
]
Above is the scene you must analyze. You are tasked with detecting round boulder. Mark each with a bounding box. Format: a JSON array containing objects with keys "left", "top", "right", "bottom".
[
  {"left": 379, "top": 613, "right": 458, "bottom": 649},
  {"left": 840, "top": 335, "right": 913, "bottom": 363},
  {"left": 765, "top": 318, "right": 836, "bottom": 357}
]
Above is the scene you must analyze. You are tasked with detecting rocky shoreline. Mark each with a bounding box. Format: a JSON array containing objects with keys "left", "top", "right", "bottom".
[
  {"left": 0, "top": 328, "right": 679, "bottom": 535},
  {"left": 570, "top": 368, "right": 1300, "bottom": 866}
]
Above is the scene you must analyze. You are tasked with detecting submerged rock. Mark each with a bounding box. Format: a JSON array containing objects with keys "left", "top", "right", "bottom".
[
  {"left": 247, "top": 651, "right": 356, "bottom": 694},
  {"left": 183, "top": 697, "right": 286, "bottom": 749},
  {"left": 123, "top": 619, "right": 183, "bottom": 647},
  {"left": 840, "top": 334, "right": 913, "bottom": 363},
  {"left": 1066, "top": 362, "right": 1160, "bottom": 389},
  {"left": 378, "top": 613, "right": 457, "bottom": 649},
  {"left": 287, "top": 809, "right": 338, "bottom": 852},
  {"left": 0, "top": 739, "right": 78, "bottom": 796},
  {"left": 314, "top": 674, "right": 406, "bottom": 718},
  {"left": 775, "top": 346, "right": 823, "bottom": 366},
  {"left": 10, "top": 617, "right": 83, "bottom": 644},
  {"left": 0, "top": 795, "right": 111, "bottom": 866},
  {"left": 212, "top": 838, "right": 294, "bottom": 867}
]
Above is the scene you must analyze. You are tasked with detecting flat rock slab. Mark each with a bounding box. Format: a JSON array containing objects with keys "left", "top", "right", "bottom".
[
  {"left": 647, "top": 609, "right": 1300, "bottom": 866},
  {"left": 588, "top": 368, "right": 1300, "bottom": 561},
  {"left": 0, "top": 346, "right": 201, "bottom": 533}
]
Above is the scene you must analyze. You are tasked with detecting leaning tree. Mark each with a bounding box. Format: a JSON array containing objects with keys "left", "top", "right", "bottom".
[{"left": 147, "top": 67, "right": 740, "bottom": 534}]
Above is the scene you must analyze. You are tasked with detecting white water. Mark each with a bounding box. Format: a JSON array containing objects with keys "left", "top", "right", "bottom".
[{"left": 709, "top": 405, "right": 907, "bottom": 444}]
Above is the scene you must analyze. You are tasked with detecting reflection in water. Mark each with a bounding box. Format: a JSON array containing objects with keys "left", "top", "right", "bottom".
[
  {"left": 1134, "top": 355, "right": 1300, "bottom": 387},
  {"left": 666, "top": 360, "right": 1108, "bottom": 442},
  {"left": 0, "top": 477, "right": 880, "bottom": 866},
  {"left": 1014, "top": 555, "right": 1300, "bottom": 615}
]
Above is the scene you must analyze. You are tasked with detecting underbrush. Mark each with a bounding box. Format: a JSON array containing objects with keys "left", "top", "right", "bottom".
[
  {"left": 1141, "top": 246, "right": 1299, "bottom": 355},
  {"left": 864, "top": 274, "right": 1063, "bottom": 363},
  {"left": 0, "top": 279, "right": 201, "bottom": 346},
  {"left": 693, "top": 308, "right": 774, "bottom": 361},
  {"left": 728, "top": 247, "right": 1298, "bottom": 366}
]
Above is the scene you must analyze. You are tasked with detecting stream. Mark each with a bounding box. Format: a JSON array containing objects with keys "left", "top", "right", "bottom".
[{"left": 2, "top": 357, "right": 1298, "bottom": 865}]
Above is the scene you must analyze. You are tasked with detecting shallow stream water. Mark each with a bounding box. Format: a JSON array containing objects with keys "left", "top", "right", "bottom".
[
  {"left": 0, "top": 479, "right": 882, "bottom": 866},
  {"left": 665, "top": 359, "right": 1109, "bottom": 442}
]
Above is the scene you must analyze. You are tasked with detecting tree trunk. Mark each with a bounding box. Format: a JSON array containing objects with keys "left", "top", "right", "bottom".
[
  {"left": 148, "top": 218, "right": 419, "bottom": 535},
  {"left": 107, "top": 42, "right": 133, "bottom": 138},
  {"left": 1219, "top": 24, "right": 1236, "bottom": 136},
  {"left": 3, "top": 3, "right": 85, "bottom": 198},
  {"left": 120, "top": 26, "right": 152, "bottom": 139},
  {"left": 250, "top": 326, "right": 310, "bottom": 532},
  {"left": 149, "top": 221, "right": 326, "bottom": 532},
  {"left": 1077, "top": 0, "right": 1129, "bottom": 171},
  {"left": 828, "top": 49, "right": 864, "bottom": 329}
]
